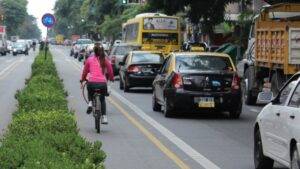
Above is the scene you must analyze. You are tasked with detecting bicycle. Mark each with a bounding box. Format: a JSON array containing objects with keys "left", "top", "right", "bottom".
[
  {"left": 81, "top": 82, "right": 107, "bottom": 134},
  {"left": 92, "top": 88, "right": 106, "bottom": 133}
]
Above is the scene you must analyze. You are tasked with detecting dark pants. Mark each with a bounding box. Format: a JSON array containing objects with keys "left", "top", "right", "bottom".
[{"left": 87, "top": 82, "right": 107, "bottom": 115}]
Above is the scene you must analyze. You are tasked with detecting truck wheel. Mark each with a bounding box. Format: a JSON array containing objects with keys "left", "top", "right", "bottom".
[
  {"left": 244, "top": 67, "right": 257, "bottom": 105},
  {"left": 271, "top": 72, "right": 284, "bottom": 97}
]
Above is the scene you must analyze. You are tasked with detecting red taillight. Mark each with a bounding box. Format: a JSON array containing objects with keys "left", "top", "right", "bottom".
[
  {"left": 128, "top": 65, "right": 141, "bottom": 73},
  {"left": 172, "top": 73, "right": 183, "bottom": 89},
  {"left": 111, "top": 55, "right": 116, "bottom": 64},
  {"left": 231, "top": 74, "right": 240, "bottom": 90}
]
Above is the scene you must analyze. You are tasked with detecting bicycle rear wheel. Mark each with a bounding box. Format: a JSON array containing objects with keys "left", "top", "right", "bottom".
[{"left": 94, "top": 95, "right": 101, "bottom": 133}]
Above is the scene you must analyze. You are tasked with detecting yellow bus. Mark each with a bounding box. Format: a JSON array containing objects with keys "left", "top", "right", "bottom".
[{"left": 122, "top": 13, "right": 181, "bottom": 54}]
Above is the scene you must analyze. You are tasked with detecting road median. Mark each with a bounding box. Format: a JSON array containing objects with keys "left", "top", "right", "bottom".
[{"left": 0, "top": 51, "right": 106, "bottom": 168}]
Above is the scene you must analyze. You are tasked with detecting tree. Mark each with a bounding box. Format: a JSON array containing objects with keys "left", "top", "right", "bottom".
[
  {"left": 100, "top": 5, "right": 148, "bottom": 40},
  {"left": 0, "top": 0, "right": 28, "bottom": 36},
  {"left": 148, "top": 0, "right": 240, "bottom": 39},
  {"left": 19, "top": 15, "right": 41, "bottom": 39},
  {"left": 54, "top": 0, "right": 85, "bottom": 37}
]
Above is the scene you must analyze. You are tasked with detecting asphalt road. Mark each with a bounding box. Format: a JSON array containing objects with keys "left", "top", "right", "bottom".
[
  {"left": 51, "top": 45, "right": 286, "bottom": 169},
  {"left": 0, "top": 49, "right": 36, "bottom": 136}
]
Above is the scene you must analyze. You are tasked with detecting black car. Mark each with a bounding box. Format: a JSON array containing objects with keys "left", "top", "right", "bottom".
[
  {"left": 119, "top": 51, "right": 164, "bottom": 92},
  {"left": 152, "top": 52, "right": 242, "bottom": 118},
  {"left": 12, "top": 42, "right": 28, "bottom": 56}
]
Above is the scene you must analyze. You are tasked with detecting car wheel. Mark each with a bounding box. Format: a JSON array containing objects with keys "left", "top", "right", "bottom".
[
  {"left": 254, "top": 129, "right": 274, "bottom": 169},
  {"left": 291, "top": 146, "right": 300, "bottom": 169},
  {"left": 124, "top": 78, "right": 130, "bottom": 92},
  {"left": 229, "top": 101, "right": 242, "bottom": 119},
  {"left": 152, "top": 92, "right": 161, "bottom": 112},
  {"left": 119, "top": 76, "right": 124, "bottom": 90},
  {"left": 243, "top": 67, "right": 257, "bottom": 105},
  {"left": 163, "top": 97, "right": 174, "bottom": 118},
  {"left": 13, "top": 53, "right": 17, "bottom": 56}
]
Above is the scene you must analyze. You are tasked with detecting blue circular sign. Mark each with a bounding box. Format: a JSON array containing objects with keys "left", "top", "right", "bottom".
[{"left": 42, "top": 13, "right": 56, "bottom": 28}]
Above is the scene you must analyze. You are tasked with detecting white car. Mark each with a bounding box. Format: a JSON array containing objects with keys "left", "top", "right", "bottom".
[{"left": 254, "top": 72, "right": 300, "bottom": 169}]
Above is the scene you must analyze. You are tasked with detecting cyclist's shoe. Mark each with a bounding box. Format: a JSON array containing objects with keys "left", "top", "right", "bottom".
[
  {"left": 86, "top": 106, "right": 92, "bottom": 114},
  {"left": 102, "top": 115, "right": 108, "bottom": 124}
]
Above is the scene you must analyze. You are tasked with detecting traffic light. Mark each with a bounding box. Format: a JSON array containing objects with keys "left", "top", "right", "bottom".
[{"left": 122, "top": 0, "right": 127, "bottom": 4}]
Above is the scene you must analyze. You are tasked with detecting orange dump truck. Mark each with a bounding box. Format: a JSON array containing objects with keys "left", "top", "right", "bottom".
[{"left": 238, "top": 3, "right": 300, "bottom": 105}]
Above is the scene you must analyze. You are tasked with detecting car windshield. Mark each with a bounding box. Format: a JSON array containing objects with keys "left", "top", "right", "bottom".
[
  {"left": 132, "top": 53, "right": 163, "bottom": 64},
  {"left": 175, "top": 55, "right": 233, "bottom": 71},
  {"left": 113, "top": 46, "right": 139, "bottom": 55},
  {"left": 13, "top": 43, "right": 25, "bottom": 48},
  {"left": 77, "top": 39, "right": 92, "bottom": 44}
]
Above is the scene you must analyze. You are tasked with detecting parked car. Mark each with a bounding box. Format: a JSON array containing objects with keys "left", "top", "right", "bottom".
[
  {"left": 73, "top": 39, "right": 93, "bottom": 58},
  {"left": 12, "top": 42, "right": 29, "bottom": 55},
  {"left": 254, "top": 72, "right": 300, "bottom": 169},
  {"left": 152, "top": 52, "right": 242, "bottom": 118},
  {"left": 119, "top": 51, "right": 164, "bottom": 92},
  {"left": 109, "top": 43, "right": 140, "bottom": 75}
]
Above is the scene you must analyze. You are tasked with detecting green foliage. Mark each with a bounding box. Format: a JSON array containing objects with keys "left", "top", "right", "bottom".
[
  {"left": 18, "top": 15, "right": 41, "bottom": 39},
  {"left": 0, "top": 52, "right": 106, "bottom": 169},
  {"left": 147, "top": 0, "right": 240, "bottom": 35},
  {"left": 100, "top": 5, "right": 148, "bottom": 39},
  {"left": 0, "top": 0, "right": 41, "bottom": 38}
]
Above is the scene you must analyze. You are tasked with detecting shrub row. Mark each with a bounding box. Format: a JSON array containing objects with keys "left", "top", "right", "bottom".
[{"left": 0, "top": 52, "right": 106, "bottom": 169}]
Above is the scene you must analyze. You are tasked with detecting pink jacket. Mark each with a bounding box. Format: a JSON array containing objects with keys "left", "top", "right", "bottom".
[{"left": 81, "top": 55, "right": 114, "bottom": 83}]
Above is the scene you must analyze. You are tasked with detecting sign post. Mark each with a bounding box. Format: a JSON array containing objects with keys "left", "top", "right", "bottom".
[{"left": 41, "top": 13, "right": 56, "bottom": 60}]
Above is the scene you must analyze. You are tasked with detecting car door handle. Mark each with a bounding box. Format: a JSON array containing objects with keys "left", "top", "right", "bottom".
[{"left": 276, "top": 113, "right": 280, "bottom": 117}]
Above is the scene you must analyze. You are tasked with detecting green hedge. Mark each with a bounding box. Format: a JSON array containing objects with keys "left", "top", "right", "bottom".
[{"left": 0, "top": 52, "right": 106, "bottom": 169}]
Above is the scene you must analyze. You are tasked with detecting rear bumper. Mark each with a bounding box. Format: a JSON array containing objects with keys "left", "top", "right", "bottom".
[
  {"left": 127, "top": 74, "right": 156, "bottom": 87},
  {"left": 165, "top": 89, "right": 242, "bottom": 110}
]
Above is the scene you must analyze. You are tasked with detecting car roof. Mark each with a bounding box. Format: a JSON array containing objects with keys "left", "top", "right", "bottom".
[
  {"left": 172, "top": 52, "right": 231, "bottom": 58},
  {"left": 113, "top": 43, "right": 139, "bottom": 47},
  {"left": 131, "top": 50, "right": 162, "bottom": 54}
]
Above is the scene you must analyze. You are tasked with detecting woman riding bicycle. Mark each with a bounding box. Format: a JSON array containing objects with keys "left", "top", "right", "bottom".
[{"left": 80, "top": 45, "right": 114, "bottom": 124}]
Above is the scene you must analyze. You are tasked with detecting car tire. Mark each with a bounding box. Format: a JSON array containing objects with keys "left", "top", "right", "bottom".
[
  {"left": 244, "top": 67, "right": 257, "bottom": 105},
  {"left": 152, "top": 92, "right": 161, "bottom": 112},
  {"left": 229, "top": 100, "right": 242, "bottom": 119},
  {"left": 119, "top": 77, "right": 124, "bottom": 90},
  {"left": 291, "top": 146, "right": 300, "bottom": 169},
  {"left": 13, "top": 53, "right": 17, "bottom": 56},
  {"left": 163, "top": 97, "right": 174, "bottom": 118},
  {"left": 124, "top": 78, "right": 130, "bottom": 92},
  {"left": 254, "top": 129, "right": 274, "bottom": 169}
]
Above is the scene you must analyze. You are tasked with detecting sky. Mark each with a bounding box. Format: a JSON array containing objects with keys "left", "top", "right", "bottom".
[{"left": 27, "top": 0, "right": 57, "bottom": 38}]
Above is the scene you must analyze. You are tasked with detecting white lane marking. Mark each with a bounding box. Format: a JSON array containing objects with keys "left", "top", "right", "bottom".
[
  {"left": 0, "top": 57, "right": 23, "bottom": 77},
  {"left": 56, "top": 48, "right": 221, "bottom": 169},
  {"left": 110, "top": 90, "right": 221, "bottom": 169}
]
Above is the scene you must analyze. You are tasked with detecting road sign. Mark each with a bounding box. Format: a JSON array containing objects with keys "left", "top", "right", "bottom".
[{"left": 42, "top": 13, "right": 56, "bottom": 28}]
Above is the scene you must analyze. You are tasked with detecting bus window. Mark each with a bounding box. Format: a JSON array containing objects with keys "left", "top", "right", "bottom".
[{"left": 124, "top": 23, "right": 139, "bottom": 42}]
